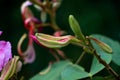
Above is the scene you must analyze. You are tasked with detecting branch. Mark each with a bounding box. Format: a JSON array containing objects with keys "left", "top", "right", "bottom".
[
  {"left": 75, "top": 51, "right": 86, "bottom": 64},
  {"left": 93, "top": 50, "right": 120, "bottom": 80}
]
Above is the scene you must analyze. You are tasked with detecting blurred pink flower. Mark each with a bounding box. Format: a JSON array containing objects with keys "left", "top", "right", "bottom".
[
  {"left": 0, "top": 31, "right": 12, "bottom": 71},
  {"left": 0, "top": 31, "right": 2, "bottom": 35}
]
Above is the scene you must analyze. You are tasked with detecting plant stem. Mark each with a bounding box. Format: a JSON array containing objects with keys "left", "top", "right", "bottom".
[
  {"left": 87, "top": 37, "right": 120, "bottom": 80},
  {"left": 49, "top": 49, "right": 60, "bottom": 61},
  {"left": 29, "top": 0, "right": 44, "bottom": 9},
  {"left": 50, "top": 14, "right": 60, "bottom": 31},
  {"left": 75, "top": 51, "right": 86, "bottom": 64},
  {"left": 93, "top": 50, "right": 120, "bottom": 80},
  {"left": 35, "top": 23, "right": 51, "bottom": 28}
]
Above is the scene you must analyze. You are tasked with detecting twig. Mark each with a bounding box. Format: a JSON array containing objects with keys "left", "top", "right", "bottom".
[
  {"left": 49, "top": 49, "right": 60, "bottom": 61},
  {"left": 35, "top": 23, "right": 51, "bottom": 28},
  {"left": 93, "top": 49, "right": 120, "bottom": 80},
  {"left": 49, "top": 13, "right": 60, "bottom": 31},
  {"left": 29, "top": 0, "right": 44, "bottom": 9},
  {"left": 75, "top": 51, "right": 86, "bottom": 64},
  {"left": 86, "top": 37, "right": 120, "bottom": 80}
]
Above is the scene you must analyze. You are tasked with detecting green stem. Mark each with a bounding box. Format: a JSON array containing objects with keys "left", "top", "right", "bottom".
[
  {"left": 29, "top": 0, "right": 44, "bottom": 9},
  {"left": 50, "top": 14, "right": 60, "bottom": 31},
  {"left": 75, "top": 51, "right": 86, "bottom": 64},
  {"left": 35, "top": 23, "right": 51, "bottom": 28}
]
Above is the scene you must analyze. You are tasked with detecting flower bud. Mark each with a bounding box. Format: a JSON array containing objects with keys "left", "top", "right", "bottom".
[
  {"left": 0, "top": 56, "right": 20, "bottom": 80},
  {"left": 89, "top": 36, "right": 112, "bottom": 53},
  {"left": 35, "top": 33, "right": 81, "bottom": 48},
  {"left": 69, "top": 15, "right": 85, "bottom": 41}
]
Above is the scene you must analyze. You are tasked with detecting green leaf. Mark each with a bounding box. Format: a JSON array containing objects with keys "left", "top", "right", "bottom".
[
  {"left": 61, "top": 64, "right": 90, "bottom": 80},
  {"left": 90, "top": 34, "right": 112, "bottom": 75},
  {"left": 30, "top": 61, "right": 70, "bottom": 80},
  {"left": 30, "top": 60, "right": 90, "bottom": 80},
  {"left": 90, "top": 34, "right": 120, "bottom": 66},
  {"left": 110, "top": 40, "right": 120, "bottom": 66}
]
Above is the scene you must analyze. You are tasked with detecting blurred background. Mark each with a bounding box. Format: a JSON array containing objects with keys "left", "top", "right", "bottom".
[{"left": 0, "top": 0, "right": 120, "bottom": 79}]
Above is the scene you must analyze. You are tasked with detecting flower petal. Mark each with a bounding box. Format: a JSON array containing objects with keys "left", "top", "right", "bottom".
[
  {"left": 16, "top": 61, "right": 22, "bottom": 73},
  {"left": 21, "top": 1, "right": 32, "bottom": 13},
  {"left": 0, "top": 31, "right": 3, "bottom": 36},
  {"left": 17, "top": 34, "right": 36, "bottom": 64},
  {"left": 53, "top": 31, "right": 66, "bottom": 37},
  {"left": 0, "top": 41, "right": 12, "bottom": 71},
  {"left": 24, "top": 44, "right": 36, "bottom": 64},
  {"left": 0, "top": 53, "right": 5, "bottom": 71}
]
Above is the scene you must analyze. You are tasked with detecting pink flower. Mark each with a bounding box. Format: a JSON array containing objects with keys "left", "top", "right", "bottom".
[
  {"left": 0, "top": 31, "right": 2, "bottom": 35},
  {"left": 0, "top": 32, "right": 12, "bottom": 71}
]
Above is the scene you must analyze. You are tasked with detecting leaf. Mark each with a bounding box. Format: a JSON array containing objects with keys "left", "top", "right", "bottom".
[
  {"left": 30, "top": 60, "right": 90, "bottom": 80},
  {"left": 61, "top": 64, "right": 90, "bottom": 80},
  {"left": 30, "top": 61, "right": 70, "bottom": 80},
  {"left": 110, "top": 40, "right": 120, "bottom": 66},
  {"left": 90, "top": 34, "right": 112, "bottom": 75}
]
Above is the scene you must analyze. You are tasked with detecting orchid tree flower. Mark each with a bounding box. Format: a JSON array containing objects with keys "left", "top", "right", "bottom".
[
  {"left": 0, "top": 31, "right": 2, "bottom": 35},
  {"left": 0, "top": 41, "right": 12, "bottom": 70},
  {"left": 0, "top": 31, "right": 22, "bottom": 79},
  {"left": 0, "top": 33, "right": 12, "bottom": 71}
]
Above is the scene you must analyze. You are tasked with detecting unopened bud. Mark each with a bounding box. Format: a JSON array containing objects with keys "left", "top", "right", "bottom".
[
  {"left": 0, "top": 56, "right": 20, "bottom": 80},
  {"left": 69, "top": 15, "right": 85, "bottom": 41},
  {"left": 89, "top": 36, "right": 112, "bottom": 53},
  {"left": 35, "top": 33, "right": 81, "bottom": 48}
]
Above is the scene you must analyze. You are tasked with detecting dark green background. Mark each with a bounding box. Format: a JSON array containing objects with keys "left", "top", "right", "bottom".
[{"left": 0, "top": 0, "right": 120, "bottom": 79}]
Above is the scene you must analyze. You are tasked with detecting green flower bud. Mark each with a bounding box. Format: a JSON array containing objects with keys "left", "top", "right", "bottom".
[
  {"left": 0, "top": 56, "right": 20, "bottom": 80},
  {"left": 69, "top": 15, "right": 85, "bottom": 41},
  {"left": 35, "top": 33, "right": 81, "bottom": 48},
  {"left": 89, "top": 36, "right": 112, "bottom": 53}
]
